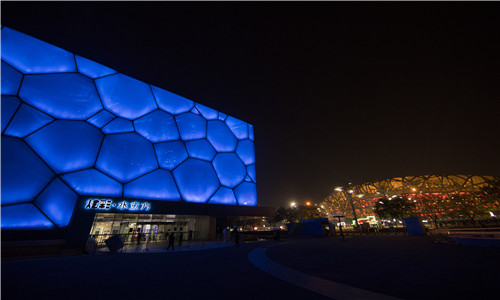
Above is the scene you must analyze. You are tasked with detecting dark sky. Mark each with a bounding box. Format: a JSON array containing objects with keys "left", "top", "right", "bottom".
[{"left": 2, "top": 2, "right": 500, "bottom": 208}]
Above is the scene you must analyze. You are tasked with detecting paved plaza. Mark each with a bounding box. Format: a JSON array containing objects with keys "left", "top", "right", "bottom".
[{"left": 2, "top": 235, "right": 499, "bottom": 300}]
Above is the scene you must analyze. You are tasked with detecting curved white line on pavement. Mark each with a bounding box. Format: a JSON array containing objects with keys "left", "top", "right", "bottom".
[{"left": 248, "top": 247, "right": 401, "bottom": 300}]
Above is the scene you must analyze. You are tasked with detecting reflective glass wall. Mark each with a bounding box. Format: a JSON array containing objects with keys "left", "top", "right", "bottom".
[{"left": 1, "top": 27, "right": 257, "bottom": 230}]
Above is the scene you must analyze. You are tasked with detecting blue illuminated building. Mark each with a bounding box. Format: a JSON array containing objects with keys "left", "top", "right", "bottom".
[{"left": 1, "top": 28, "right": 269, "bottom": 252}]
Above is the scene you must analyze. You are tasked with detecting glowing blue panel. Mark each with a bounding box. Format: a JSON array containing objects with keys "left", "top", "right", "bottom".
[
  {"left": 102, "top": 118, "right": 134, "bottom": 134},
  {"left": 1, "top": 96, "right": 20, "bottom": 132},
  {"left": 155, "top": 141, "right": 188, "bottom": 170},
  {"left": 20, "top": 74, "right": 102, "bottom": 120},
  {"left": 245, "top": 176, "right": 252, "bottom": 182},
  {"left": 4, "top": 104, "right": 53, "bottom": 138},
  {"left": 75, "top": 55, "right": 116, "bottom": 79},
  {"left": 96, "top": 74, "right": 157, "bottom": 120},
  {"left": 1, "top": 204, "right": 54, "bottom": 229},
  {"left": 134, "top": 110, "right": 179, "bottom": 142},
  {"left": 186, "top": 139, "right": 216, "bottom": 161},
  {"left": 1, "top": 27, "right": 76, "bottom": 74},
  {"left": 62, "top": 169, "right": 122, "bottom": 196},
  {"left": 249, "top": 124, "right": 254, "bottom": 141},
  {"left": 124, "top": 169, "right": 180, "bottom": 200},
  {"left": 236, "top": 140, "right": 255, "bottom": 165},
  {"left": 173, "top": 159, "right": 220, "bottom": 203},
  {"left": 191, "top": 107, "right": 200, "bottom": 115},
  {"left": 1, "top": 136, "right": 54, "bottom": 205},
  {"left": 196, "top": 104, "right": 218, "bottom": 120},
  {"left": 1, "top": 61, "right": 23, "bottom": 95},
  {"left": 26, "top": 121, "right": 103, "bottom": 174},
  {"left": 212, "top": 153, "right": 246, "bottom": 188},
  {"left": 151, "top": 86, "right": 193, "bottom": 115},
  {"left": 219, "top": 112, "right": 227, "bottom": 121},
  {"left": 247, "top": 164, "right": 257, "bottom": 182},
  {"left": 175, "top": 112, "right": 206, "bottom": 141},
  {"left": 35, "top": 178, "right": 78, "bottom": 227},
  {"left": 87, "top": 110, "right": 115, "bottom": 128},
  {"left": 234, "top": 182, "right": 257, "bottom": 206},
  {"left": 96, "top": 133, "right": 158, "bottom": 182},
  {"left": 206, "top": 120, "right": 237, "bottom": 152},
  {"left": 209, "top": 187, "right": 237, "bottom": 205},
  {"left": 226, "top": 116, "right": 248, "bottom": 139}
]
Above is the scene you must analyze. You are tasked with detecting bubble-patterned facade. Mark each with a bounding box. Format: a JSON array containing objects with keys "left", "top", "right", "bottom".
[{"left": 1, "top": 27, "right": 257, "bottom": 230}]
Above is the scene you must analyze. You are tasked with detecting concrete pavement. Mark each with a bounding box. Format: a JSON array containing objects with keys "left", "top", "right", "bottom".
[{"left": 2, "top": 235, "right": 499, "bottom": 300}]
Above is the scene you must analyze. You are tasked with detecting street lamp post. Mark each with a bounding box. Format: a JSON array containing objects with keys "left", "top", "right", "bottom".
[
  {"left": 346, "top": 185, "right": 359, "bottom": 228},
  {"left": 335, "top": 183, "right": 359, "bottom": 228}
]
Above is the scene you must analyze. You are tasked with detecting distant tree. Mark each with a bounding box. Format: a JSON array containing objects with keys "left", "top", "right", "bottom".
[
  {"left": 373, "top": 196, "right": 416, "bottom": 226},
  {"left": 322, "top": 194, "right": 353, "bottom": 218},
  {"left": 273, "top": 205, "right": 324, "bottom": 224},
  {"left": 448, "top": 191, "right": 500, "bottom": 227}
]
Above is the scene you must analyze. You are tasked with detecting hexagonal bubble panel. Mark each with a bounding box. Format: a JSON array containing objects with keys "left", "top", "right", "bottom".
[
  {"left": 173, "top": 159, "right": 220, "bottom": 203},
  {"left": 62, "top": 169, "right": 123, "bottom": 197},
  {"left": 247, "top": 164, "right": 257, "bottom": 183},
  {"left": 175, "top": 112, "right": 207, "bottom": 141},
  {"left": 134, "top": 110, "right": 180, "bottom": 142},
  {"left": 96, "top": 74, "right": 157, "bottom": 120},
  {"left": 102, "top": 118, "right": 134, "bottom": 134},
  {"left": 206, "top": 120, "right": 237, "bottom": 152},
  {"left": 26, "top": 120, "right": 103, "bottom": 174},
  {"left": 35, "top": 178, "right": 78, "bottom": 227},
  {"left": 20, "top": 74, "right": 102, "bottom": 120},
  {"left": 1, "top": 61, "right": 23, "bottom": 95},
  {"left": 4, "top": 104, "right": 53, "bottom": 138},
  {"left": 155, "top": 141, "right": 188, "bottom": 170},
  {"left": 234, "top": 182, "right": 257, "bottom": 206},
  {"left": 249, "top": 124, "right": 254, "bottom": 141},
  {"left": 1, "top": 204, "right": 54, "bottom": 229},
  {"left": 75, "top": 55, "right": 117, "bottom": 79},
  {"left": 186, "top": 139, "right": 216, "bottom": 161},
  {"left": 236, "top": 139, "right": 255, "bottom": 165},
  {"left": 218, "top": 112, "right": 227, "bottom": 121},
  {"left": 151, "top": 85, "right": 193, "bottom": 115},
  {"left": 1, "top": 136, "right": 54, "bottom": 205},
  {"left": 87, "top": 110, "right": 115, "bottom": 128},
  {"left": 1, "top": 27, "right": 76, "bottom": 74},
  {"left": 1, "top": 96, "right": 21, "bottom": 132},
  {"left": 124, "top": 169, "right": 180, "bottom": 200},
  {"left": 96, "top": 133, "right": 158, "bottom": 183},
  {"left": 209, "top": 187, "right": 237, "bottom": 205},
  {"left": 195, "top": 103, "right": 218, "bottom": 120},
  {"left": 226, "top": 116, "right": 248, "bottom": 140},
  {"left": 212, "top": 153, "right": 246, "bottom": 188}
]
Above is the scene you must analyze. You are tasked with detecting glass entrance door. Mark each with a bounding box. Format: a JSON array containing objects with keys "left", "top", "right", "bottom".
[{"left": 89, "top": 213, "right": 211, "bottom": 247}]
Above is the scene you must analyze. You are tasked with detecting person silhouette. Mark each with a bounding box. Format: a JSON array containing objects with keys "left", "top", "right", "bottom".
[
  {"left": 167, "top": 232, "right": 175, "bottom": 250},
  {"left": 234, "top": 230, "right": 240, "bottom": 248},
  {"left": 178, "top": 232, "right": 183, "bottom": 247}
]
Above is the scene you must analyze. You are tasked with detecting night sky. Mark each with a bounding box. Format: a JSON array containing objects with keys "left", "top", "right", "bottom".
[{"left": 2, "top": 2, "right": 499, "bottom": 208}]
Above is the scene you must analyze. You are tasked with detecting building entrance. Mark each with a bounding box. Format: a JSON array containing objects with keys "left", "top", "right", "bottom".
[{"left": 89, "top": 213, "right": 211, "bottom": 246}]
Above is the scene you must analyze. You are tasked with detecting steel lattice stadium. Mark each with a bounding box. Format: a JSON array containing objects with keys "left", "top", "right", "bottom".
[{"left": 322, "top": 174, "right": 500, "bottom": 225}]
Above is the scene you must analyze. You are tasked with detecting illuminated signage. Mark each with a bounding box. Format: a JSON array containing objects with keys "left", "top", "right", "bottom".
[{"left": 84, "top": 198, "right": 151, "bottom": 212}]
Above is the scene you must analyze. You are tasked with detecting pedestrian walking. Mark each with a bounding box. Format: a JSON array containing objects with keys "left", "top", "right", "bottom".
[
  {"left": 167, "top": 232, "right": 175, "bottom": 250},
  {"left": 273, "top": 230, "right": 280, "bottom": 242},
  {"left": 136, "top": 231, "right": 142, "bottom": 245},
  {"left": 178, "top": 232, "right": 183, "bottom": 247},
  {"left": 234, "top": 230, "right": 240, "bottom": 248}
]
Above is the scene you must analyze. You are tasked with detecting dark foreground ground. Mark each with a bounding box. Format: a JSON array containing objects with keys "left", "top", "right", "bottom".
[{"left": 2, "top": 235, "right": 499, "bottom": 300}]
